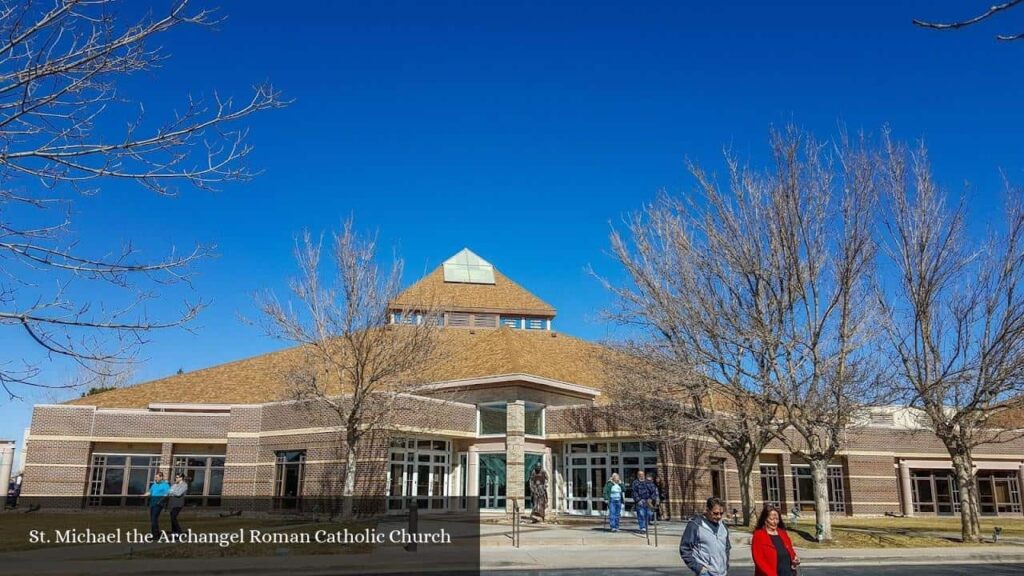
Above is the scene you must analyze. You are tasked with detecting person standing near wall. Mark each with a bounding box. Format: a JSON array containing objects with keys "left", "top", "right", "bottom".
[{"left": 603, "top": 472, "right": 625, "bottom": 532}]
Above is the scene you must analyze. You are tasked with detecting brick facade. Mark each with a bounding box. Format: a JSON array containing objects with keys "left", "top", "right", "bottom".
[{"left": 21, "top": 394, "right": 1024, "bottom": 518}]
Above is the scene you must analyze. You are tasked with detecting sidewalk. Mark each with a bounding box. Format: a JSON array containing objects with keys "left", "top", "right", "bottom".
[
  {"left": 479, "top": 519, "right": 1024, "bottom": 570},
  {"left": 2, "top": 519, "right": 1023, "bottom": 575}
]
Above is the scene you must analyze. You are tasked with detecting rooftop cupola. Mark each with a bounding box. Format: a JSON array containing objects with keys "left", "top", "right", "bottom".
[{"left": 389, "top": 248, "right": 554, "bottom": 330}]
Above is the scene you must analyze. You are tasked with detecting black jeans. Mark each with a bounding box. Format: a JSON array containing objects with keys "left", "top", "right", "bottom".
[
  {"left": 149, "top": 503, "right": 165, "bottom": 540},
  {"left": 170, "top": 506, "right": 184, "bottom": 534}
]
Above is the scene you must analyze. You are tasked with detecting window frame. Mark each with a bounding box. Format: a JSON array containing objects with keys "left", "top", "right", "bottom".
[
  {"left": 790, "top": 464, "right": 846, "bottom": 513},
  {"left": 172, "top": 454, "right": 226, "bottom": 507},
  {"left": 87, "top": 452, "right": 161, "bottom": 507},
  {"left": 273, "top": 450, "right": 307, "bottom": 510}
]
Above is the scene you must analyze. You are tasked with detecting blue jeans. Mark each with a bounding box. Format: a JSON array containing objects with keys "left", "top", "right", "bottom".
[
  {"left": 149, "top": 503, "right": 165, "bottom": 540},
  {"left": 608, "top": 499, "right": 622, "bottom": 530},
  {"left": 636, "top": 503, "right": 652, "bottom": 531}
]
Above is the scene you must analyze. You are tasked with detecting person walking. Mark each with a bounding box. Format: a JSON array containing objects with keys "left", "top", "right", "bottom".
[
  {"left": 751, "top": 505, "right": 799, "bottom": 576},
  {"left": 680, "top": 496, "right": 731, "bottom": 576},
  {"left": 143, "top": 471, "right": 170, "bottom": 541},
  {"left": 630, "top": 470, "right": 658, "bottom": 533},
  {"left": 169, "top": 473, "right": 189, "bottom": 535},
  {"left": 603, "top": 472, "right": 625, "bottom": 532},
  {"left": 654, "top": 474, "right": 669, "bottom": 521}
]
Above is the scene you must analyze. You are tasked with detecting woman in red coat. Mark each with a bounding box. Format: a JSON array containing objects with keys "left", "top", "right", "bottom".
[{"left": 751, "top": 505, "right": 800, "bottom": 576}]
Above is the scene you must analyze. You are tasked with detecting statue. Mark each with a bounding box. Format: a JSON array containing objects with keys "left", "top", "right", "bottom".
[{"left": 529, "top": 462, "right": 549, "bottom": 523}]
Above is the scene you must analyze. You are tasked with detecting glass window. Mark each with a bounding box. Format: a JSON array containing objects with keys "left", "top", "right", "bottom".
[
  {"left": 500, "top": 316, "right": 523, "bottom": 328},
  {"left": 479, "top": 404, "right": 507, "bottom": 435},
  {"left": 760, "top": 465, "right": 780, "bottom": 507},
  {"left": 524, "top": 318, "right": 546, "bottom": 330},
  {"left": 791, "top": 465, "right": 845, "bottom": 513},
  {"left": 525, "top": 404, "right": 544, "bottom": 436},
  {"left": 87, "top": 453, "right": 160, "bottom": 507},
  {"left": 274, "top": 450, "right": 306, "bottom": 509},
  {"left": 172, "top": 454, "right": 226, "bottom": 507}
]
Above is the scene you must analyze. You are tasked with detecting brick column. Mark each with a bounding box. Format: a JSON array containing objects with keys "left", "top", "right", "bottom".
[
  {"left": 899, "top": 460, "right": 914, "bottom": 517},
  {"left": 506, "top": 401, "right": 525, "bottom": 514},
  {"left": 160, "top": 442, "right": 174, "bottom": 477},
  {"left": 779, "top": 452, "right": 793, "bottom": 513}
]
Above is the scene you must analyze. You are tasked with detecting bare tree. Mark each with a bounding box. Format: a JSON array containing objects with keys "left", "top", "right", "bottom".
[
  {"left": 77, "top": 359, "right": 135, "bottom": 397},
  {"left": 0, "top": 0, "right": 285, "bottom": 399},
  {"left": 257, "top": 219, "right": 443, "bottom": 518},
  {"left": 914, "top": 1, "right": 1024, "bottom": 41},
  {"left": 600, "top": 182, "right": 789, "bottom": 527},
  {"left": 878, "top": 137, "right": 1024, "bottom": 543},
  {"left": 716, "top": 130, "right": 888, "bottom": 542},
  {"left": 605, "top": 128, "right": 887, "bottom": 540}
]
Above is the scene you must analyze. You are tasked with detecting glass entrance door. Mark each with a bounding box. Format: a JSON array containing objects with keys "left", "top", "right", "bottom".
[
  {"left": 479, "top": 454, "right": 507, "bottom": 510},
  {"left": 564, "top": 441, "right": 658, "bottom": 515}
]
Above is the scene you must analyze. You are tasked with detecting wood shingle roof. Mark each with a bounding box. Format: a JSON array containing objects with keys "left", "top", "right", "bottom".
[
  {"left": 391, "top": 266, "right": 555, "bottom": 316},
  {"left": 67, "top": 328, "right": 612, "bottom": 409}
]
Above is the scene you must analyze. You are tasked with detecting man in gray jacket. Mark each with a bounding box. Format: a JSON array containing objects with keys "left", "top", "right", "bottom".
[
  {"left": 169, "top": 473, "right": 189, "bottom": 535},
  {"left": 680, "top": 497, "right": 730, "bottom": 575}
]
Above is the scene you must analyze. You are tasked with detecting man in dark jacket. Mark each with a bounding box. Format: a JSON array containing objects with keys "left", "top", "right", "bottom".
[{"left": 630, "top": 470, "right": 658, "bottom": 533}]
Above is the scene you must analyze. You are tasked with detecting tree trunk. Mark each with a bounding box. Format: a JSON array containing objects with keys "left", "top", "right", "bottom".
[
  {"left": 951, "top": 453, "right": 982, "bottom": 543},
  {"left": 342, "top": 441, "right": 358, "bottom": 519},
  {"left": 735, "top": 455, "right": 758, "bottom": 526},
  {"left": 808, "top": 459, "right": 833, "bottom": 542}
]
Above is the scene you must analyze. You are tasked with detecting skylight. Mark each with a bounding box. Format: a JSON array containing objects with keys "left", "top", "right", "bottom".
[{"left": 442, "top": 248, "right": 496, "bottom": 284}]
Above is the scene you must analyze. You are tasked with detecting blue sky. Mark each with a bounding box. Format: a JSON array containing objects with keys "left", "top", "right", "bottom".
[{"left": 3, "top": 0, "right": 1023, "bottom": 458}]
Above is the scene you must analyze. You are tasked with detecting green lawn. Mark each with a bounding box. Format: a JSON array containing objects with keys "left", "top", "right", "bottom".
[
  {"left": 730, "top": 515, "right": 1024, "bottom": 548},
  {"left": 831, "top": 516, "right": 1024, "bottom": 537}
]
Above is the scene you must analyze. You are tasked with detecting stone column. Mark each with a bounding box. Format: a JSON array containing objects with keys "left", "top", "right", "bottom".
[
  {"left": 544, "top": 446, "right": 554, "bottom": 518},
  {"left": 898, "top": 460, "right": 914, "bottom": 517},
  {"left": 468, "top": 446, "right": 480, "bottom": 513},
  {"left": 506, "top": 401, "right": 525, "bottom": 514}
]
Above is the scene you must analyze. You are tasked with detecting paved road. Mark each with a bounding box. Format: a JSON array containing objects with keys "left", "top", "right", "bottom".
[{"left": 481, "top": 565, "right": 1024, "bottom": 576}]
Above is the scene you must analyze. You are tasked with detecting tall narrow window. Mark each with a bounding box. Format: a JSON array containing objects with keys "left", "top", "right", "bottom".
[
  {"left": 710, "top": 459, "right": 726, "bottom": 500},
  {"left": 525, "top": 403, "right": 545, "bottom": 437},
  {"left": 760, "top": 465, "right": 780, "bottom": 507},
  {"left": 274, "top": 450, "right": 306, "bottom": 510}
]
